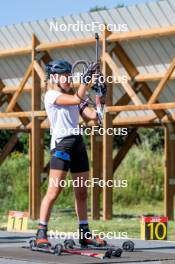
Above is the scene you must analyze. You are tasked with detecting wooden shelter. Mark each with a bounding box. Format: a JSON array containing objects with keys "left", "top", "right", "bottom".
[{"left": 0, "top": 0, "right": 175, "bottom": 220}]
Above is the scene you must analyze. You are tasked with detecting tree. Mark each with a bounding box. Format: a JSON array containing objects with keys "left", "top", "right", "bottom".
[
  {"left": 0, "top": 131, "right": 13, "bottom": 150},
  {"left": 89, "top": 3, "right": 125, "bottom": 13},
  {"left": 89, "top": 6, "right": 107, "bottom": 12},
  {"left": 115, "top": 3, "right": 125, "bottom": 8}
]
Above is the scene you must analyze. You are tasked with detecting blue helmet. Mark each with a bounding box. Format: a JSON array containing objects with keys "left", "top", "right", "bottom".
[{"left": 45, "top": 60, "right": 72, "bottom": 75}]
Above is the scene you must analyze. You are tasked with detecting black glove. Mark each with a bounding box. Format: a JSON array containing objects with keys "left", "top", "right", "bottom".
[
  {"left": 82, "top": 62, "right": 98, "bottom": 84},
  {"left": 92, "top": 77, "right": 107, "bottom": 105}
]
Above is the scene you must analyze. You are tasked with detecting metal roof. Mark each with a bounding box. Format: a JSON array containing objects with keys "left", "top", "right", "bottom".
[{"left": 0, "top": 0, "right": 175, "bottom": 125}]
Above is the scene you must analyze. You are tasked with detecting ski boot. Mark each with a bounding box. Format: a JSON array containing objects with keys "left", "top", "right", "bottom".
[
  {"left": 79, "top": 224, "right": 107, "bottom": 248},
  {"left": 35, "top": 225, "right": 51, "bottom": 248}
]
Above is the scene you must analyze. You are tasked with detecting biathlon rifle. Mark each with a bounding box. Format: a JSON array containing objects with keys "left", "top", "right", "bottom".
[{"left": 71, "top": 33, "right": 106, "bottom": 126}]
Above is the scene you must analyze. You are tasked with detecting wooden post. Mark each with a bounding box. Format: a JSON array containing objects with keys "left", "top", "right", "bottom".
[
  {"left": 40, "top": 129, "right": 45, "bottom": 187},
  {"left": 102, "top": 27, "right": 113, "bottom": 220},
  {"left": 103, "top": 114, "right": 113, "bottom": 220},
  {"left": 164, "top": 124, "right": 175, "bottom": 220},
  {"left": 91, "top": 134, "right": 102, "bottom": 219},
  {"left": 30, "top": 34, "right": 41, "bottom": 219},
  {"left": 28, "top": 132, "right": 32, "bottom": 216}
]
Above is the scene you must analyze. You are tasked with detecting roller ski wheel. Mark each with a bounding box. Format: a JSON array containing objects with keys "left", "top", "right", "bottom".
[
  {"left": 29, "top": 239, "right": 36, "bottom": 249},
  {"left": 54, "top": 243, "right": 63, "bottom": 256},
  {"left": 112, "top": 248, "right": 123, "bottom": 257},
  {"left": 104, "top": 249, "right": 112, "bottom": 258},
  {"left": 64, "top": 239, "right": 76, "bottom": 249},
  {"left": 122, "top": 240, "right": 135, "bottom": 252}
]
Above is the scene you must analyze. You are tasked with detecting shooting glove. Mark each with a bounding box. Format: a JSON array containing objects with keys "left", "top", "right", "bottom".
[{"left": 82, "top": 62, "right": 98, "bottom": 84}]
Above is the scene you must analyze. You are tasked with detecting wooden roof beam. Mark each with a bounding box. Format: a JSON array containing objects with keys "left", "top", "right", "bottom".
[
  {"left": 108, "top": 26, "right": 175, "bottom": 42},
  {"left": 0, "top": 111, "right": 46, "bottom": 118},
  {"left": 107, "top": 102, "right": 175, "bottom": 113},
  {"left": 2, "top": 86, "right": 32, "bottom": 93},
  {"left": 0, "top": 123, "right": 21, "bottom": 129},
  {"left": 37, "top": 37, "right": 96, "bottom": 52},
  {"left": 104, "top": 51, "right": 142, "bottom": 105},
  {"left": 5, "top": 63, "right": 32, "bottom": 112},
  {"left": 135, "top": 72, "right": 175, "bottom": 82},
  {"left": 6, "top": 94, "right": 30, "bottom": 126},
  {"left": 1, "top": 115, "right": 174, "bottom": 130},
  {"left": 113, "top": 114, "right": 158, "bottom": 126},
  {"left": 113, "top": 113, "right": 175, "bottom": 126},
  {"left": 0, "top": 79, "right": 30, "bottom": 126},
  {"left": 112, "top": 42, "right": 166, "bottom": 119},
  {"left": 0, "top": 26, "right": 175, "bottom": 58},
  {"left": 0, "top": 46, "right": 31, "bottom": 58},
  {"left": 148, "top": 58, "right": 175, "bottom": 104}
]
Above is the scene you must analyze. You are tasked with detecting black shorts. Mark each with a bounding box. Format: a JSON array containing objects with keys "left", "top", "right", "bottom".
[{"left": 50, "top": 135, "right": 89, "bottom": 173}]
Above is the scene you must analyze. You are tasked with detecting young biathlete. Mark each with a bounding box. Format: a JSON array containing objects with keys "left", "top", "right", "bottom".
[{"left": 36, "top": 60, "right": 105, "bottom": 248}]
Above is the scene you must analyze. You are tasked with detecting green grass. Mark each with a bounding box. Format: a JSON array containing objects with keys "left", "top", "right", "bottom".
[
  {"left": 113, "top": 201, "right": 164, "bottom": 216},
  {"left": 1, "top": 201, "right": 174, "bottom": 241}
]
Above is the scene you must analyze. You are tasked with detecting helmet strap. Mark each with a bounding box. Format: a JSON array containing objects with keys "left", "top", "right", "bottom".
[{"left": 57, "top": 86, "right": 67, "bottom": 94}]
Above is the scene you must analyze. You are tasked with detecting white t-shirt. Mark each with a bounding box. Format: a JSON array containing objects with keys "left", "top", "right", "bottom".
[{"left": 44, "top": 89, "right": 80, "bottom": 150}]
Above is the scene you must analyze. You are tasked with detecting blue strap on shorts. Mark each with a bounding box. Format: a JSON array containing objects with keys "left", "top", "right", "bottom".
[{"left": 53, "top": 150, "right": 70, "bottom": 161}]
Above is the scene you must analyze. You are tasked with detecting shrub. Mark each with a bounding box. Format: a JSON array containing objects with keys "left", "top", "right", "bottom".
[
  {"left": 0, "top": 141, "right": 164, "bottom": 214},
  {"left": 0, "top": 152, "right": 29, "bottom": 213},
  {"left": 113, "top": 145, "right": 164, "bottom": 205}
]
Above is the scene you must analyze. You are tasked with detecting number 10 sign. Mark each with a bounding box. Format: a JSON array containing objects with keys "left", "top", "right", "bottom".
[{"left": 141, "top": 216, "right": 168, "bottom": 240}]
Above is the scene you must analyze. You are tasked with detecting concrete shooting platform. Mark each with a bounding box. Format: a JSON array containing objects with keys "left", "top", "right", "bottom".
[{"left": 0, "top": 231, "right": 175, "bottom": 264}]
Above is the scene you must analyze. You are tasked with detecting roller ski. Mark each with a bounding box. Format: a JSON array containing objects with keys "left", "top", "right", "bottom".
[
  {"left": 28, "top": 240, "right": 113, "bottom": 259},
  {"left": 24, "top": 224, "right": 117, "bottom": 259},
  {"left": 64, "top": 238, "right": 134, "bottom": 254},
  {"left": 64, "top": 239, "right": 123, "bottom": 257},
  {"left": 27, "top": 238, "right": 114, "bottom": 260},
  {"left": 63, "top": 223, "right": 123, "bottom": 257},
  {"left": 63, "top": 248, "right": 115, "bottom": 259}
]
